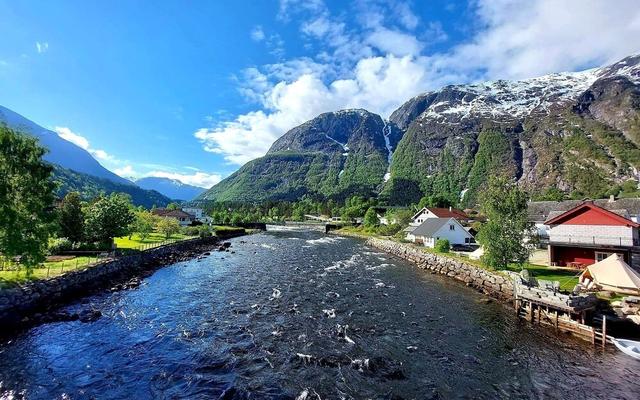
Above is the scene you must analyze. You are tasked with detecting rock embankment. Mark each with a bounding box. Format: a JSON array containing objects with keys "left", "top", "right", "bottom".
[
  {"left": 0, "top": 235, "right": 243, "bottom": 332},
  {"left": 365, "top": 238, "right": 515, "bottom": 301}
]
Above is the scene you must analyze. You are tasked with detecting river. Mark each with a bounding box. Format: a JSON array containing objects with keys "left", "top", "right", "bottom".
[{"left": 0, "top": 231, "right": 638, "bottom": 399}]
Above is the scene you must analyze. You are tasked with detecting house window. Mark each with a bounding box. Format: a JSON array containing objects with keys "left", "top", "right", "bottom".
[
  {"left": 449, "top": 224, "right": 455, "bottom": 230},
  {"left": 464, "top": 238, "right": 470, "bottom": 243},
  {"left": 595, "top": 251, "right": 621, "bottom": 262}
]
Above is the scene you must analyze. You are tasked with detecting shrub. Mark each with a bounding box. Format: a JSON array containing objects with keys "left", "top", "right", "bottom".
[
  {"left": 435, "top": 239, "right": 450, "bottom": 253},
  {"left": 377, "top": 223, "right": 402, "bottom": 236},
  {"left": 48, "top": 238, "right": 73, "bottom": 255},
  {"left": 182, "top": 226, "right": 200, "bottom": 236}
]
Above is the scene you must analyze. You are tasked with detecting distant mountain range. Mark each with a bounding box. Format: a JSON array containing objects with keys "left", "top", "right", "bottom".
[
  {"left": 199, "top": 54, "right": 640, "bottom": 206},
  {"left": 136, "top": 177, "right": 205, "bottom": 201},
  {"left": 0, "top": 106, "right": 172, "bottom": 207}
]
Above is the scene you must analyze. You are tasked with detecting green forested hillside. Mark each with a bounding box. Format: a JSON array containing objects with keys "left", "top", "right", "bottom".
[{"left": 52, "top": 165, "right": 172, "bottom": 208}]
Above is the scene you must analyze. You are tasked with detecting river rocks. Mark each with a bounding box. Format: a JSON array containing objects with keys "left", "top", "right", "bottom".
[{"left": 365, "top": 238, "right": 515, "bottom": 301}]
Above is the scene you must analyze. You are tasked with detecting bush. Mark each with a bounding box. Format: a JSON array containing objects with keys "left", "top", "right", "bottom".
[
  {"left": 435, "top": 239, "right": 450, "bottom": 253},
  {"left": 182, "top": 226, "right": 200, "bottom": 236},
  {"left": 48, "top": 238, "right": 73, "bottom": 255},
  {"left": 198, "top": 226, "right": 213, "bottom": 238},
  {"left": 376, "top": 223, "right": 402, "bottom": 236}
]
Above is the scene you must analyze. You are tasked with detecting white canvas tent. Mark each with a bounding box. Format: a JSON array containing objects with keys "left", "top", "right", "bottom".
[{"left": 579, "top": 254, "right": 640, "bottom": 294}]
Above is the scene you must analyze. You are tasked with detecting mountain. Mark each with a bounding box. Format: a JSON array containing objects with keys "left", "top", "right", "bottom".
[
  {"left": 52, "top": 165, "right": 172, "bottom": 208},
  {"left": 198, "top": 54, "right": 640, "bottom": 205},
  {"left": 199, "top": 109, "right": 403, "bottom": 202},
  {"left": 0, "top": 105, "right": 132, "bottom": 185},
  {"left": 0, "top": 105, "right": 172, "bottom": 207},
  {"left": 135, "top": 176, "right": 205, "bottom": 201},
  {"left": 385, "top": 53, "right": 640, "bottom": 205}
]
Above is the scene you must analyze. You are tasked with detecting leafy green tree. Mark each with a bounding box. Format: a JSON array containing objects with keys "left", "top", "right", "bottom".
[
  {"left": 131, "top": 210, "right": 158, "bottom": 240},
  {"left": 166, "top": 202, "right": 180, "bottom": 210},
  {"left": 476, "top": 177, "right": 536, "bottom": 269},
  {"left": 391, "top": 209, "right": 414, "bottom": 226},
  {"left": 0, "top": 127, "right": 55, "bottom": 268},
  {"left": 156, "top": 217, "right": 180, "bottom": 239},
  {"left": 434, "top": 239, "right": 450, "bottom": 253},
  {"left": 59, "top": 191, "right": 85, "bottom": 243},
  {"left": 534, "top": 187, "right": 565, "bottom": 201},
  {"left": 363, "top": 207, "right": 379, "bottom": 227},
  {"left": 84, "top": 193, "right": 135, "bottom": 246},
  {"left": 418, "top": 194, "right": 452, "bottom": 209}
]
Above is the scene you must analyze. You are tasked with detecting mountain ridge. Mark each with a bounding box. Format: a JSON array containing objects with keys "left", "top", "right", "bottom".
[
  {"left": 200, "top": 53, "right": 640, "bottom": 206},
  {"left": 0, "top": 105, "right": 132, "bottom": 185},
  {"left": 136, "top": 176, "right": 205, "bottom": 201}
]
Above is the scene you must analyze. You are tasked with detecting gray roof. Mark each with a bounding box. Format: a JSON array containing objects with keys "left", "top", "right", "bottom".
[
  {"left": 411, "top": 218, "right": 451, "bottom": 237},
  {"left": 527, "top": 198, "right": 640, "bottom": 222}
]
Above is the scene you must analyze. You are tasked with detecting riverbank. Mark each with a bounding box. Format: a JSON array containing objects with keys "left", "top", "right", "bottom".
[
  {"left": 363, "top": 237, "right": 516, "bottom": 300},
  {"left": 0, "top": 231, "right": 246, "bottom": 334}
]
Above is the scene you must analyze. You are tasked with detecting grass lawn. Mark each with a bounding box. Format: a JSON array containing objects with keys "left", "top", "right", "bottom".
[
  {"left": 0, "top": 256, "right": 95, "bottom": 288},
  {"left": 114, "top": 232, "right": 195, "bottom": 250},
  {"left": 507, "top": 263, "right": 581, "bottom": 292}
]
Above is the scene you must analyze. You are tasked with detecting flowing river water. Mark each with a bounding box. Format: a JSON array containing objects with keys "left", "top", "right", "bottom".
[{"left": 0, "top": 230, "right": 638, "bottom": 399}]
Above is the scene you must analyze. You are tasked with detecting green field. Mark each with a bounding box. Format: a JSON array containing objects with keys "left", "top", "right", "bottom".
[
  {"left": 507, "top": 263, "right": 581, "bottom": 292},
  {"left": 114, "top": 232, "right": 196, "bottom": 250},
  {"left": 0, "top": 256, "right": 95, "bottom": 288},
  {"left": 0, "top": 232, "right": 197, "bottom": 288}
]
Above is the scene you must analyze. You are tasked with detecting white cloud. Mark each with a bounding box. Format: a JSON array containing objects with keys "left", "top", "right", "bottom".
[
  {"left": 250, "top": 25, "right": 265, "bottom": 42},
  {"left": 54, "top": 126, "right": 115, "bottom": 162},
  {"left": 55, "top": 126, "right": 90, "bottom": 149},
  {"left": 366, "top": 27, "right": 423, "bottom": 56},
  {"left": 445, "top": 0, "right": 640, "bottom": 80},
  {"left": 196, "top": 0, "right": 640, "bottom": 166},
  {"left": 35, "top": 42, "right": 48, "bottom": 54},
  {"left": 144, "top": 171, "right": 223, "bottom": 189},
  {"left": 114, "top": 165, "right": 136, "bottom": 178}
]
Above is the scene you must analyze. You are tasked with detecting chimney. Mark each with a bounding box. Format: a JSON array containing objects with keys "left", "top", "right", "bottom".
[{"left": 609, "top": 194, "right": 615, "bottom": 203}]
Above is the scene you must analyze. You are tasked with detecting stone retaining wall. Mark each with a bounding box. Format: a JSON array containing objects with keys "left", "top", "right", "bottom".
[
  {"left": 366, "top": 238, "right": 515, "bottom": 301},
  {"left": 0, "top": 236, "right": 234, "bottom": 329}
]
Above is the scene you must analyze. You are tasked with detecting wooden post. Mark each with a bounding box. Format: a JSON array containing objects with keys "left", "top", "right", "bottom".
[
  {"left": 591, "top": 327, "right": 596, "bottom": 345},
  {"left": 602, "top": 316, "right": 607, "bottom": 349},
  {"left": 530, "top": 303, "right": 535, "bottom": 323},
  {"left": 554, "top": 311, "right": 559, "bottom": 330}
]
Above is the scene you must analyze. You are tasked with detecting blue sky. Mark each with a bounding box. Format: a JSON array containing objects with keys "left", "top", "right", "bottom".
[{"left": 1, "top": 0, "right": 639, "bottom": 188}]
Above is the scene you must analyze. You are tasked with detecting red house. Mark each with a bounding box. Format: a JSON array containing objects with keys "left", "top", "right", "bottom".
[{"left": 545, "top": 202, "right": 640, "bottom": 269}]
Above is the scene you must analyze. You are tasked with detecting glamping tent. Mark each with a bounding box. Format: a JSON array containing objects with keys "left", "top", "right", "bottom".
[{"left": 579, "top": 254, "right": 640, "bottom": 294}]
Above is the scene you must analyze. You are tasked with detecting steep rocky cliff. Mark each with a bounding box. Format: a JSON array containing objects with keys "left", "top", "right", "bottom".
[{"left": 199, "top": 109, "right": 402, "bottom": 202}]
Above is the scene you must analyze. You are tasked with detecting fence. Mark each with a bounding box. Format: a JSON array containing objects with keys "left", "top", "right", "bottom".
[{"left": 0, "top": 237, "right": 192, "bottom": 282}]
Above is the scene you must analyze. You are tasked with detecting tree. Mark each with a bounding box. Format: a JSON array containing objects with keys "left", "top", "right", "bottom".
[
  {"left": 84, "top": 193, "right": 135, "bottom": 246},
  {"left": 476, "top": 177, "right": 536, "bottom": 269},
  {"left": 166, "top": 202, "right": 180, "bottom": 210},
  {"left": 156, "top": 217, "right": 180, "bottom": 239},
  {"left": 0, "top": 127, "right": 55, "bottom": 269},
  {"left": 131, "top": 210, "right": 157, "bottom": 240},
  {"left": 59, "top": 192, "right": 85, "bottom": 243},
  {"left": 418, "top": 194, "right": 452, "bottom": 209},
  {"left": 363, "top": 207, "right": 379, "bottom": 227},
  {"left": 435, "top": 239, "right": 450, "bottom": 253}
]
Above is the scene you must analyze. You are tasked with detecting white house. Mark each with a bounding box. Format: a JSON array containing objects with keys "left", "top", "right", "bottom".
[
  {"left": 410, "top": 207, "right": 469, "bottom": 226},
  {"left": 182, "top": 207, "right": 212, "bottom": 224},
  {"left": 407, "top": 217, "right": 475, "bottom": 248}
]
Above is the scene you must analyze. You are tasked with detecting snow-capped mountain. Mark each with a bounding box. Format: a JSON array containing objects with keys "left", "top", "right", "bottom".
[
  {"left": 385, "top": 53, "right": 640, "bottom": 205},
  {"left": 136, "top": 177, "right": 205, "bottom": 201},
  {"left": 186, "top": 54, "right": 640, "bottom": 205}
]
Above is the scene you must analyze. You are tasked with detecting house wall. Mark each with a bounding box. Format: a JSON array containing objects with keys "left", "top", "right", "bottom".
[
  {"left": 412, "top": 209, "right": 435, "bottom": 224},
  {"left": 416, "top": 219, "right": 473, "bottom": 248},
  {"left": 550, "top": 245, "right": 631, "bottom": 267},
  {"left": 549, "top": 225, "right": 636, "bottom": 246}
]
